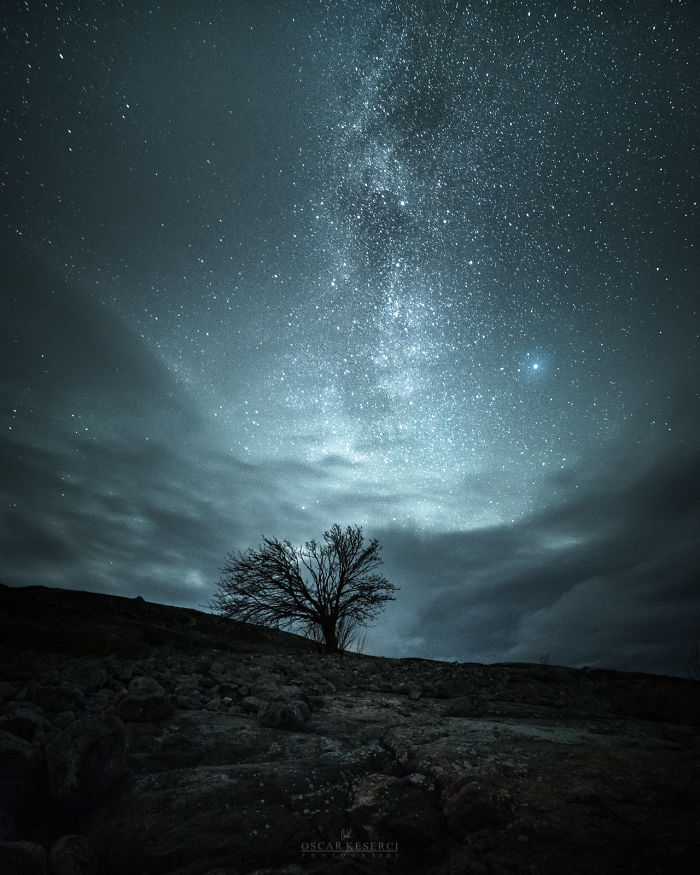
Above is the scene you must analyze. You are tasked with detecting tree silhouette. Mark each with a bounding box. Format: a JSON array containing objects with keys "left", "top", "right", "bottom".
[{"left": 211, "top": 524, "right": 397, "bottom": 653}]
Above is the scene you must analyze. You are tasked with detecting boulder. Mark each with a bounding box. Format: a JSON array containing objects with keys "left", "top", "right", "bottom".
[
  {"left": 0, "top": 840, "right": 47, "bottom": 875},
  {"left": 174, "top": 695, "right": 201, "bottom": 711},
  {"left": 48, "top": 834, "right": 98, "bottom": 875},
  {"left": 85, "top": 763, "right": 343, "bottom": 875},
  {"left": 3, "top": 586, "right": 700, "bottom": 875},
  {"left": 257, "top": 700, "right": 310, "bottom": 731},
  {"left": 0, "top": 682, "right": 14, "bottom": 706},
  {"left": 25, "top": 684, "right": 86, "bottom": 715},
  {"left": 0, "top": 704, "right": 52, "bottom": 743},
  {"left": 0, "top": 807, "right": 15, "bottom": 841},
  {"left": 442, "top": 778, "right": 506, "bottom": 835},
  {"left": 88, "top": 689, "right": 115, "bottom": 714},
  {"left": 44, "top": 715, "right": 126, "bottom": 804},
  {"left": 217, "top": 683, "right": 239, "bottom": 699},
  {"left": 52, "top": 712, "right": 77, "bottom": 730},
  {"left": 117, "top": 676, "right": 171, "bottom": 722},
  {"left": 60, "top": 663, "right": 111, "bottom": 695},
  {"left": 348, "top": 772, "right": 446, "bottom": 852},
  {"left": 240, "top": 696, "right": 264, "bottom": 714},
  {"left": 0, "top": 730, "right": 44, "bottom": 813}
]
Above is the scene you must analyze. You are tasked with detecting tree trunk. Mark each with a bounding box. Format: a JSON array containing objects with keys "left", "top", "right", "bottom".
[{"left": 322, "top": 622, "right": 339, "bottom": 654}]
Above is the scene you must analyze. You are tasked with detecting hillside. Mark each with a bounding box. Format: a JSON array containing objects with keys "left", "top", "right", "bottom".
[{"left": 1, "top": 584, "right": 699, "bottom": 874}]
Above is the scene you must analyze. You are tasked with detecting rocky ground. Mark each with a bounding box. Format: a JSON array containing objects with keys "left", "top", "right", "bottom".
[{"left": 1, "top": 584, "right": 699, "bottom": 875}]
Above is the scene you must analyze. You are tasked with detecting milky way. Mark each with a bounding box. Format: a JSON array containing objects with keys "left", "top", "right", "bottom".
[
  {"left": 236, "top": 0, "right": 697, "bottom": 529},
  {"left": 2, "top": 1, "right": 698, "bottom": 673}
]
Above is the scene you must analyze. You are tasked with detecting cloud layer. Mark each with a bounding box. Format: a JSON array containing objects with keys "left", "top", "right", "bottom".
[{"left": 370, "top": 443, "right": 700, "bottom": 676}]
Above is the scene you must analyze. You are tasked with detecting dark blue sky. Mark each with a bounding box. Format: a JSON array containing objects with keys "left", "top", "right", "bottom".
[{"left": 2, "top": 0, "right": 698, "bottom": 675}]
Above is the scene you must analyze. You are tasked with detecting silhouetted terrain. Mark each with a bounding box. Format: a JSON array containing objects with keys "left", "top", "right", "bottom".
[{"left": 1, "top": 583, "right": 699, "bottom": 874}]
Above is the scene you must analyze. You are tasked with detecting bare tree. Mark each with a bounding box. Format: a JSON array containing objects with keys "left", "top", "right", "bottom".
[{"left": 210, "top": 524, "right": 398, "bottom": 653}]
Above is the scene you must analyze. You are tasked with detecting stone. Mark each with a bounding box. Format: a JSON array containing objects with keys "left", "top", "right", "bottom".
[
  {"left": 217, "top": 683, "right": 239, "bottom": 699},
  {"left": 48, "top": 834, "right": 98, "bottom": 875},
  {"left": 89, "top": 689, "right": 115, "bottom": 714},
  {"left": 25, "top": 683, "right": 85, "bottom": 715},
  {"left": 0, "top": 704, "right": 52, "bottom": 743},
  {"left": 60, "top": 663, "right": 111, "bottom": 695},
  {"left": 0, "top": 730, "right": 44, "bottom": 813},
  {"left": 117, "top": 676, "right": 171, "bottom": 722},
  {"left": 240, "top": 696, "right": 263, "bottom": 714},
  {"left": 3, "top": 585, "right": 700, "bottom": 875},
  {"left": 0, "top": 807, "right": 15, "bottom": 841},
  {"left": 45, "top": 715, "right": 127, "bottom": 804},
  {"left": 257, "top": 700, "right": 310, "bottom": 731},
  {"left": 0, "top": 683, "right": 14, "bottom": 706},
  {"left": 442, "top": 778, "right": 506, "bottom": 835},
  {"left": 0, "top": 840, "right": 47, "bottom": 875},
  {"left": 174, "top": 695, "right": 201, "bottom": 711},
  {"left": 53, "top": 711, "right": 77, "bottom": 730},
  {"left": 431, "top": 680, "right": 452, "bottom": 699},
  {"left": 348, "top": 773, "right": 445, "bottom": 851}
]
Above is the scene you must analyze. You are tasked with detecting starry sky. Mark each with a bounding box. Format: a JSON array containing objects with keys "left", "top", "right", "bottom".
[{"left": 2, "top": 0, "right": 699, "bottom": 676}]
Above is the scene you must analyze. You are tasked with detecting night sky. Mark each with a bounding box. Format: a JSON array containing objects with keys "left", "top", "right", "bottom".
[{"left": 2, "top": 0, "right": 698, "bottom": 676}]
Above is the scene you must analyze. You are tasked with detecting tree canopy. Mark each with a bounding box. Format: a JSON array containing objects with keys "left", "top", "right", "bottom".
[{"left": 210, "top": 524, "right": 397, "bottom": 653}]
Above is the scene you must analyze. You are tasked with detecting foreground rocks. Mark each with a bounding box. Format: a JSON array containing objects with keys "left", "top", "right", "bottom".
[{"left": 1, "top": 584, "right": 699, "bottom": 874}]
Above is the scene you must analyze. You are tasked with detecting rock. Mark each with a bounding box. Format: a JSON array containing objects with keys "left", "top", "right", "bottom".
[
  {"left": 85, "top": 762, "right": 342, "bottom": 875},
  {"left": 128, "top": 676, "right": 164, "bottom": 696},
  {"left": 0, "top": 704, "right": 52, "bottom": 743},
  {"left": 257, "top": 700, "right": 310, "bottom": 731},
  {"left": 117, "top": 676, "right": 171, "bottom": 722},
  {"left": 89, "top": 689, "right": 115, "bottom": 714},
  {"left": 60, "top": 663, "right": 111, "bottom": 695},
  {"left": 193, "top": 657, "right": 210, "bottom": 674},
  {"left": 442, "top": 778, "right": 506, "bottom": 835},
  {"left": 349, "top": 773, "right": 399, "bottom": 811},
  {"left": 174, "top": 695, "right": 201, "bottom": 711},
  {"left": 25, "top": 683, "right": 85, "bottom": 715},
  {"left": 0, "top": 730, "right": 44, "bottom": 813},
  {"left": 143, "top": 713, "right": 263, "bottom": 771},
  {"left": 407, "top": 772, "right": 428, "bottom": 787},
  {"left": 45, "top": 715, "right": 126, "bottom": 804},
  {"left": 240, "top": 696, "right": 263, "bottom": 714},
  {"left": 0, "top": 683, "right": 14, "bottom": 706},
  {"left": 3, "top": 586, "right": 700, "bottom": 875},
  {"left": 0, "top": 840, "right": 48, "bottom": 875},
  {"left": 0, "top": 807, "right": 15, "bottom": 840},
  {"left": 53, "top": 712, "right": 77, "bottom": 730},
  {"left": 48, "top": 834, "right": 98, "bottom": 875},
  {"left": 349, "top": 772, "right": 445, "bottom": 850},
  {"left": 217, "top": 683, "right": 239, "bottom": 699},
  {"left": 209, "top": 661, "right": 231, "bottom": 683},
  {"left": 431, "top": 680, "right": 452, "bottom": 699}
]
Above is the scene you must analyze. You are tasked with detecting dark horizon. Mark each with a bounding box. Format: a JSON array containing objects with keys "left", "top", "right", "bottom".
[{"left": 2, "top": 0, "right": 699, "bottom": 679}]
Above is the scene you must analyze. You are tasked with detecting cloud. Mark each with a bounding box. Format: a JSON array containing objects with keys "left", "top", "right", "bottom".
[
  {"left": 1, "top": 247, "right": 388, "bottom": 604},
  {"left": 1, "top": 245, "right": 278, "bottom": 602},
  {"left": 3, "top": 242, "right": 698, "bottom": 677},
  {"left": 369, "top": 444, "right": 700, "bottom": 676}
]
